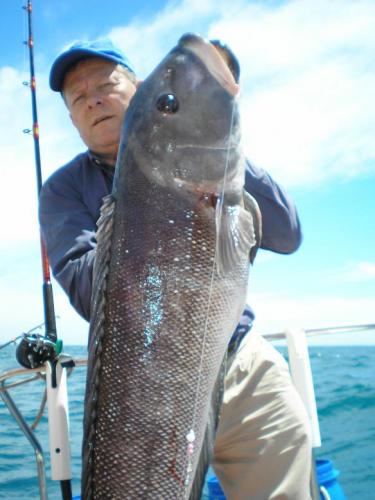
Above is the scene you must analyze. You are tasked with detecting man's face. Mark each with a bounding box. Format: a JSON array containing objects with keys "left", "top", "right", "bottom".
[{"left": 63, "top": 58, "right": 138, "bottom": 159}]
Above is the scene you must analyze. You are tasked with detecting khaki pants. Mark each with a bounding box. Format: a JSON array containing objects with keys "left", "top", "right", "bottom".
[{"left": 213, "top": 332, "right": 312, "bottom": 500}]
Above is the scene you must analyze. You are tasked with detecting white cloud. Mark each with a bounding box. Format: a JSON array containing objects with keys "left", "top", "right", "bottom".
[
  {"left": 0, "top": 273, "right": 88, "bottom": 347},
  {"left": 0, "top": 65, "right": 84, "bottom": 244},
  {"left": 211, "top": 0, "right": 375, "bottom": 185},
  {"left": 249, "top": 291, "right": 375, "bottom": 344},
  {"left": 0, "top": 67, "right": 38, "bottom": 241},
  {"left": 330, "top": 261, "right": 375, "bottom": 283},
  {"left": 108, "top": 0, "right": 223, "bottom": 78},
  {"left": 356, "top": 262, "right": 375, "bottom": 279}
]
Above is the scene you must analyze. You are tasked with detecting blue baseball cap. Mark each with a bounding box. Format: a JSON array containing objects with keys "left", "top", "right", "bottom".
[{"left": 49, "top": 38, "right": 135, "bottom": 92}]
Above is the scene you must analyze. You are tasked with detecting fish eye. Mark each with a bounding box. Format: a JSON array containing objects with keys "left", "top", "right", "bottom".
[{"left": 156, "top": 94, "right": 179, "bottom": 114}]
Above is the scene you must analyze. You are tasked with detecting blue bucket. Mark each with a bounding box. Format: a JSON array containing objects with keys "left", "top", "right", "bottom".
[
  {"left": 316, "top": 459, "right": 346, "bottom": 500},
  {"left": 207, "top": 474, "right": 226, "bottom": 500}
]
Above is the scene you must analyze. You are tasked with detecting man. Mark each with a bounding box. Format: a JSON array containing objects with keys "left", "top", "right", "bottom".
[{"left": 40, "top": 38, "right": 312, "bottom": 499}]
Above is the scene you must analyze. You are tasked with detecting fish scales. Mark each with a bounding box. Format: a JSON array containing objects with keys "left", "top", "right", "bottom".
[{"left": 82, "top": 33, "right": 260, "bottom": 499}]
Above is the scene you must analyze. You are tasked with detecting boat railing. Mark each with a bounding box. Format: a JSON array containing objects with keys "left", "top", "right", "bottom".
[{"left": 262, "top": 322, "right": 375, "bottom": 341}]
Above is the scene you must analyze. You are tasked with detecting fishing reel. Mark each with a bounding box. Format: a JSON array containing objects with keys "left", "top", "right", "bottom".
[{"left": 16, "top": 333, "right": 63, "bottom": 369}]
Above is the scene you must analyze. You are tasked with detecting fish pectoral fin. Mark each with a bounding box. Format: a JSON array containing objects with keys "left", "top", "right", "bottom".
[
  {"left": 243, "top": 190, "right": 262, "bottom": 264},
  {"left": 215, "top": 194, "right": 258, "bottom": 275}
]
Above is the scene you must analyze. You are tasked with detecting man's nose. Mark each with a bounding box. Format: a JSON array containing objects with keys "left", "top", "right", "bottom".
[{"left": 86, "top": 92, "right": 103, "bottom": 108}]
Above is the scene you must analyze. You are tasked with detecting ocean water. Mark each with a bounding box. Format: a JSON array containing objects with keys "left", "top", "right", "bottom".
[{"left": 0, "top": 344, "right": 374, "bottom": 499}]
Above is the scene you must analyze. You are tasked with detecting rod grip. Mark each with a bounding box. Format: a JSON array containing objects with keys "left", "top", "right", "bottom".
[{"left": 43, "top": 281, "right": 57, "bottom": 341}]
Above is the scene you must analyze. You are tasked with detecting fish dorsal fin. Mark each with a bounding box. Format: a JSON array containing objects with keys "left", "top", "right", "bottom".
[
  {"left": 215, "top": 191, "right": 262, "bottom": 275},
  {"left": 91, "top": 194, "right": 116, "bottom": 321},
  {"left": 96, "top": 193, "right": 116, "bottom": 242},
  {"left": 83, "top": 193, "right": 116, "bottom": 499}
]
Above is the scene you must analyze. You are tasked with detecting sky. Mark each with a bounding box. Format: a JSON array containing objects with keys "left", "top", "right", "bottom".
[{"left": 0, "top": 0, "right": 374, "bottom": 347}]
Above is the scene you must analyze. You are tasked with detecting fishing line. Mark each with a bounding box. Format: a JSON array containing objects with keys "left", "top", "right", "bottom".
[
  {"left": 0, "top": 336, "right": 23, "bottom": 351},
  {"left": 0, "top": 321, "right": 48, "bottom": 351},
  {"left": 180, "top": 97, "right": 239, "bottom": 495}
]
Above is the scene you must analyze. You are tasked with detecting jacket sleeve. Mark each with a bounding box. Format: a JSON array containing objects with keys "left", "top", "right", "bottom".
[
  {"left": 244, "top": 159, "right": 302, "bottom": 254},
  {"left": 39, "top": 170, "right": 97, "bottom": 322}
]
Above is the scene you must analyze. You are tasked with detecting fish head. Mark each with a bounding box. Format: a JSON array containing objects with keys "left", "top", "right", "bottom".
[{"left": 118, "top": 33, "right": 244, "bottom": 200}]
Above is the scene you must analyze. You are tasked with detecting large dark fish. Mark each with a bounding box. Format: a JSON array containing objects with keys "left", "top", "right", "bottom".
[{"left": 82, "top": 33, "right": 261, "bottom": 499}]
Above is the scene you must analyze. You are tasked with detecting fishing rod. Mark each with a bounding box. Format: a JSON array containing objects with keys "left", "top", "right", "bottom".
[
  {"left": 21, "top": 3, "right": 74, "bottom": 500},
  {"left": 18, "top": 0, "right": 61, "bottom": 371}
]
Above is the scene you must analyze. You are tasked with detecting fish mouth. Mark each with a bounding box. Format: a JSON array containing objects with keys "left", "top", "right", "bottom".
[
  {"left": 178, "top": 33, "right": 240, "bottom": 97},
  {"left": 92, "top": 115, "right": 114, "bottom": 127}
]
